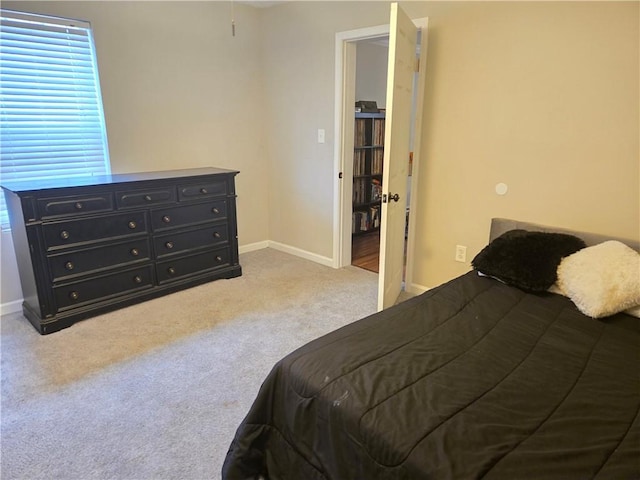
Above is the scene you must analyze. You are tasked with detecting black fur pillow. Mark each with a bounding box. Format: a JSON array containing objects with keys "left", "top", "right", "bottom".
[{"left": 471, "top": 229, "right": 587, "bottom": 292}]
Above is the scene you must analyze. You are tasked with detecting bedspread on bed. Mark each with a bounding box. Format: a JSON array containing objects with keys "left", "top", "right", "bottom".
[{"left": 222, "top": 272, "right": 640, "bottom": 480}]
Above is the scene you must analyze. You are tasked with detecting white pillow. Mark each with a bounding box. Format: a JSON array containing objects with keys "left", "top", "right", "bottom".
[
  {"left": 625, "top": 305, "right": 640, "bottom": 318},
  {"left": 557, "top": 241, "right": 640, "bottom": 318}
]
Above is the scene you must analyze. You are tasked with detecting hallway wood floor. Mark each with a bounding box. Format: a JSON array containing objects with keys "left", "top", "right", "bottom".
[{"left": 351, "top": 231, "right": 380, "bottom": 273}]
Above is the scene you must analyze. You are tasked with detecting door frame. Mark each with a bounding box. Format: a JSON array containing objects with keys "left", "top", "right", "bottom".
[
  {"left": 333, "top": 23, "right": 389, "bottom": 270},
  {"left": 332, "top": 18, "right": 428, "bottom": 295}
]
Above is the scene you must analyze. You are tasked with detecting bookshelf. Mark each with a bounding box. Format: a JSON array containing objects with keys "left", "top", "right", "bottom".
[{"left": 352, "top": 111, "right": 385, "bottom": 235}]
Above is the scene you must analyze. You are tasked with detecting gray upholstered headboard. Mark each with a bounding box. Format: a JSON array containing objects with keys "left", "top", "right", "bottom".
[{"left": 490, "top": 218, "right": 640, "bottom": 252}]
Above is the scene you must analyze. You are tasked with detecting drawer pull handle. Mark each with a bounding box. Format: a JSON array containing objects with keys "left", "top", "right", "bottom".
[
  {"left": 128, "top": 221, "right": 137, "bottom": 229},
  {"left": 144, "top": 195, "right": 152, "bottom": 201},
  {"left": 167, "top": 267, "right": 176, "bottom": 275},
  {"left": 133, "top": 275, "right": 143, "bottom": 284},
  {"left": 162, "top": 215, "right": 171, "bottom": 223},
  {"left": 212, "top": 207, "right": 220, "bottom": 214},
  {"left": 213, "top": 232, "right": 221, "bottom": 239},
  {"left": 165, "top": 241, "right": 174, "bottom": 249},
  {"left": 130, "top": 248, "right": 139, "bottom": 256},
  {"left": 215, "top": 256, "right": 223, "bottom": 262},
  {"left": 60, "top": 230, "right": 70, "bottom": 240},
  {"left": 65, "top": 261, "right": 74, "bottom": 271},
  {"left": 69, "top": 291, "right": 79, "bottom": 301},
  {"left": 200, "top": 188, "right": 208, "bottom": 194},
  {"left": 75, "top": 202, "right": 83, "bottom": 210}
]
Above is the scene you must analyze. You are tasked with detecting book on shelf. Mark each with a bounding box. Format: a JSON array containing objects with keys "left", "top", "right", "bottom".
[
  {"left": 371, "top": 178, "right": 382, "bottom": 202},
  {"left": 351, "top": 205, "right": 381, "bottom": 233},
  {"left": 354, "top": 118, "right": 367, "bottom": 147},
  {"left": 352, "top": 178, "right": 368, "bottom": 204},
  {"left": 353, "top": 150, "right": 366, "bottom": 176},
  {"left": 355, "top": 211, "right": 365, "bottom": 233},
  {"left": 369, "top": 205, "right": 380, "bottom": 229},
  {"left": 373, "top": 118, "right": 385, "bottom": 145},
  {"left": 372, "top": 149, "right": 383, "bottom": 175}
]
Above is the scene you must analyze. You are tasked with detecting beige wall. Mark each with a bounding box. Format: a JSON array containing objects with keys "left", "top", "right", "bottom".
[
  {"left": 413, "top": 1, "right": 639, "bottom": 287},
  {"left": 356, "top": 41, "right": 388, "bottom": 109},
  {"left": 1, "top": 0, "right": 271, "bottom": 309},
  {"left": 1, "top": 1, "right": 638, "bottom": 308},
  {"left": 2, "top": 0, "right": 270, "bottom": 248},
  {"left": 261, "top": 1, "right": 639, "bottom": 287}
]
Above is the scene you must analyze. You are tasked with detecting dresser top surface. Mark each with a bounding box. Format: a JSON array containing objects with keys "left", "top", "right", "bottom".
[{"left": 1, "top": 167, "right": 239, "bottom": 194}]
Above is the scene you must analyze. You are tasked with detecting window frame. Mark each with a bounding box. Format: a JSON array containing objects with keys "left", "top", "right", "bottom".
[{"left": 0, "top": 8, "right": 111, "bottom": 228}]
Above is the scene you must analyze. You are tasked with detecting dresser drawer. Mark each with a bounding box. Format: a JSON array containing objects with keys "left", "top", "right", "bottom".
[
  {"left": 154, "top": 224, "right": 229, "bottom": 259},
  {"left": 151, "top": 200, "right": 227, "bottom": 231},
  {"left": 178, "top": 180, "right": 227, "bottom": 201},
  {"left": 43, "top": 211, "right": 148, "bottom": 250},
  {"left": 37, "top": 193, "right": 114, "bottom": 219},
  {"left": 156, "top": 247, "right": 230, "bottom": 284},
  {"left": 48, "top": 238, "right": 151, "bottom": 281},
  {"left": 53, "top": 265, "right": 154, "bottom": 311},
  {"left": 116, "top": 187, "right": 176, "bottom": 208}
]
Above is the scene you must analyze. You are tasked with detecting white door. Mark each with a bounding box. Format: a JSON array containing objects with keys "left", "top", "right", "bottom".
[{"left": 377, "top": 3, "right": 418, "bottom": 310}]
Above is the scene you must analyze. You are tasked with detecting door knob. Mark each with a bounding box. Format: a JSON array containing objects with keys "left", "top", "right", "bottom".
[{"left": 383, "top": 193, "right": 400, "bottom": 203}]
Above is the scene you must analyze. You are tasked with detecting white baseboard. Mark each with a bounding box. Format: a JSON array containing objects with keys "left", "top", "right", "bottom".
[
  {"left": 0, "top": 299, "right": 22, "bottom": 316},
  {"left": 267, "top": 241, "right": 334, "bottom": 268},
  {"left": 405, "top": 282, "right": 431, "bottom": 296},
  {"left": 240, "top": 240, "right": 334, "bottom": 268},
  {"left": 239, "top": 240, "right": 270, "bottom": 254}
]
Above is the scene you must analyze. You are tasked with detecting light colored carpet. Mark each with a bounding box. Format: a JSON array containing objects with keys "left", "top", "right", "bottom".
[{"left": 0, "top": 248, "right": 389, "bottom": 480}]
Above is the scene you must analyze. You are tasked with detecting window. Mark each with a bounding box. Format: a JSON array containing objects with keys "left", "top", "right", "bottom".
[{"left": 0, "top": 9, "right": 110, "bottom": 227}]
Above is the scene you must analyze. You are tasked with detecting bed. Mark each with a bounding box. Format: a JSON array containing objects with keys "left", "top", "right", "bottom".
[{"left": 222, "top": 218, "right": 640, "bottom": 479}]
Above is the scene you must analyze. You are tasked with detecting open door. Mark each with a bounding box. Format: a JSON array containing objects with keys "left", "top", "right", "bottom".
[{"left": 377, "top": 3, "right": 419, "bottom": 310}]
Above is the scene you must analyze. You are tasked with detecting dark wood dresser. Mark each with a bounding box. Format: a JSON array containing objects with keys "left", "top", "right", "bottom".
[{"left": 2, "top": 167, "right": 242, "bottom": 334}]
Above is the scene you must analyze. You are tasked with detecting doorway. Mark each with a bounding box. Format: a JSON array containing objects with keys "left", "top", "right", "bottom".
[
  {"left": 350, "top": 37, "right": 388, "bottom": 275},
  {"left": 333, "top": 13, "right": 428, "bottom": 309},
  {"left": 333, "top": 18, "right": 427, "bottom": 298}
]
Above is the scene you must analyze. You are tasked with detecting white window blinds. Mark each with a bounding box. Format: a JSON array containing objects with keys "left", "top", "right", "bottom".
[{"left": 0, "top": 9, "right": 110, "bottom": 226}]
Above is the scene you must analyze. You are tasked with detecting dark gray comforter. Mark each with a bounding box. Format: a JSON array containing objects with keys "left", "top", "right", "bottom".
[{"left": 222, "top": 272, "right": 640, "bottom": 479}]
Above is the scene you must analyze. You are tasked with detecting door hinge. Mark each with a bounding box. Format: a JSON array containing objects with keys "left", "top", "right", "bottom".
[
  {"left": 414, "top": 57, "right": 420, "bottom": 73},
  {"left": 338, "top": 172, "right": 343, "bottom": 179}
]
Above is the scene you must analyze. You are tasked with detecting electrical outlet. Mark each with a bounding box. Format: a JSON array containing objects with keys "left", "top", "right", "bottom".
[{"left": 455, "top": 245, "right": 467, "bottom": 263}]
